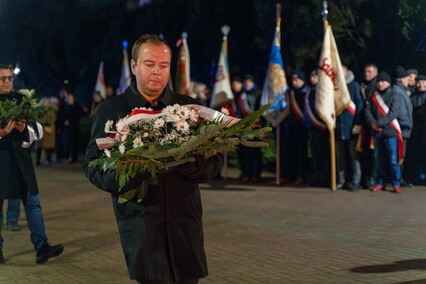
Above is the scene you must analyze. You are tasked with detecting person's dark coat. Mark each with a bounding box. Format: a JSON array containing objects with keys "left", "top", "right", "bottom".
[
  {"left": 0, "top": 92, "right": 39, "bottom": 199},
  {"left": 392, "top": 81, "right": 413, "bottom": 138},
  {"left": 364, "top": 87, "right": 400, "bottom": 138},
  {"left": 336, "top": 71, "right": 364, "bottom": 140},
  {"left": 284, "top": 84, "right": 308, "bottom": 128},
  {"left": 82, "top": 83, "right": 223, "bottom": 282}
]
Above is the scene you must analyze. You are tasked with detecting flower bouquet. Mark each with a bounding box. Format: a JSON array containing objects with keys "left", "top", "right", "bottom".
[
  {"left": 90, "top": 103, "right": 272, "bottom": 204},
  {"left": 0, "top": 89, "right": 53, "bottom": 127}
]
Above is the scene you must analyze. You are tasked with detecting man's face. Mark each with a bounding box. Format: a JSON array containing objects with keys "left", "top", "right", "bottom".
[
  {"left": 131, "top": 43, "right": 171, "bottom": 100},
  {"left": 364, "top": 66, "right": 378, "bottom": 82},
  {"left": 232, "top": 81, "right": 242, "bottom": 93},
  {"left": 416, "top": 80, "right": 426, "bottom": 92},
  {"left": 0, "top": 68, "right": 14, "bottom": 95},
  {"left": 408, "top": 74, "right": 417, "bottom": 86},
  {"left": 291, "top": 75, "right": 304, "bottom": 89},
  {"left": 376, "top": 80, "right": 390, "bottom": 91},
  {"left": 401, "top": 76, "right": 410, "bottom": 87},
  {"left": 243, "top": 79, "right": 254, "bottom": 91},
  {"left": 310, "top": 74, "right": 318, "bottom": 86}
]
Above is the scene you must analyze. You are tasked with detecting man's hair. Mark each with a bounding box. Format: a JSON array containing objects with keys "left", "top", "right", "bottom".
[
  {"left": 131, "top": 34, "right": 171, "bottom": 63},
  {"left": 364, "top": 63, "right": 378, "bottom": 71},
  {"left": 0, "top": 64, "right": 13, "bottom": 72}
]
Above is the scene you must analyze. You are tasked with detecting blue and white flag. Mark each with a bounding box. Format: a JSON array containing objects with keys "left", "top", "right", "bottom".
[{"left": 261, "top": 33, "right": 289, "bottom": 127}]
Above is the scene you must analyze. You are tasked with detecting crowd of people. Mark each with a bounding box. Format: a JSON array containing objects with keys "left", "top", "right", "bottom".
[{"left": 225, "top": 64, "right": 425, "bottom": 193}]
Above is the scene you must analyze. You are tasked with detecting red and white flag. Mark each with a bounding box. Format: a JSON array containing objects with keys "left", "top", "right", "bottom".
[
  {"left": 175, "top": 32, "right": 191, "bottom": 95},
  {"left": 95, "top": 61, "right": 106, "bottom": 100},
  {"left": 315, "top": 24, "right": 350, "bottom": 130},
  {"left": 210, "top": 26, "right": 233, "bottom": 109}
]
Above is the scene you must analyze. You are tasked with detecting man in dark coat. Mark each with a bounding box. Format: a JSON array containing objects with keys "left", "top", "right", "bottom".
[
  {"left": 392, "top": 66, "right": 413, "bottom": 187},
  {"left": 335, "top": 66, "right": 364, "bottom": 191},
  {"left": 360, "top": 63, "right": 378, "bottom": 189},
  {"left": 404, "top": 75, "right": 426, "bottom": 184},
  {"left": 83, "top": 34, "right": 223, "bottom": 283},
  {"left": 364, "top": 72, "right": 402, "bottom": 193},
  {"left": 280, "top": 70, "right": 309, "bottom": 185},
  {"left": 0, "top": 64, "right": 63, "bottom": 264}
]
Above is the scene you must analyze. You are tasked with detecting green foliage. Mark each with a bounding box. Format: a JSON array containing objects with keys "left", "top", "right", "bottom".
[
  {"left": 0, "top": 93, "right": 54, "bottom": 127},
  {"left": 89, "top": 104, "right": 272, "bottom": 204}
]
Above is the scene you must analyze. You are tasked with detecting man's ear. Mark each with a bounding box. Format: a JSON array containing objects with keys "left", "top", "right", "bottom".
[{"left": 131, "top": 59, "right": 137, "bottom": 75}]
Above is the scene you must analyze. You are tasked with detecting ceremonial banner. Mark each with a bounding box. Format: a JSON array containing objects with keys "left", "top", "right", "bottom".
[
  {"left": 95, "top": 61, "right": 106, "bottom": 100},
  {"left": 175, "top": 32, "right": 190, "bottom": 95},
  {"left": 261, "top": 33, "right": 289, "bottom": 127},
  {"left": 315, "top": 24, "right": 350, "bottom": 130},
  {"left": 117, "top": 42, "right": 132, "bottom": 95},
  {"left": 210, "top": 26, "right": 233, "bottom": 109}
]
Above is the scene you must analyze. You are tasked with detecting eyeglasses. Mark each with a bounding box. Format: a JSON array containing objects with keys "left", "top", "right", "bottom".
[{"left": 0, "top": 76, "right": 14, "bottom": 83}]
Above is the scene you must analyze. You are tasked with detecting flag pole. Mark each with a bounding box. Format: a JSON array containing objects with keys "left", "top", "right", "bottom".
[
  {"left": 222, "top": 25, "right": 230, "bottom": 181},
  {"left": 322, "top": 0, "right": 336, "bottom": 191},
  {"left": 275, "top": 3, "right": 282, "bottom": 186}
]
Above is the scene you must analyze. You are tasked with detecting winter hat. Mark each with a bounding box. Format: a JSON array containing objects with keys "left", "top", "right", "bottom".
[
  {"left": 407, "top": 69, "right": 418, "bottom": 76},
  {"left": 377, "top": 71, "right": 391, "bottom": 84},
  {"left": 395, "top": 66, "right": 409, "bottom": 79},
  {"left": 243, "top": 74, "right": 255, "bottom": 82},
  {"left": 292, "top": 70, "right": 306, "bottom": 82},
  {"left": 232, "top": 76, "right": 243, "bottom": 83},
  {"left": 416, "top": 74, "right": 426, "bottom": 81}
]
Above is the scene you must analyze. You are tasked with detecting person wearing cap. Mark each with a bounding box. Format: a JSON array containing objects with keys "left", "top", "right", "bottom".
[
  {"left": 334, "top": 66, "right": 364, "bottom": 191},
  {"left": 404, "top": 74, "right": 426, "bottom": 185},
  {"left": 304, "top": 69, "right": 330, "bottom": 187},
  {"left": 281, "top": 70, "right": 309, "bottom": 185},
  {"left": 392, "top": 66, "right": 413, "bottom": 187},
  {"left": 364, "top": 71, "right": 402, "bottom": 193},
  {"left": 236, "top": 74, "right": 263, "bottom": 183},
  {"left": 359, "top": 63, "right": 379, "bottom": 189},
  {"left": 406, "top": 68, "right": 418, "bottom": 95}
]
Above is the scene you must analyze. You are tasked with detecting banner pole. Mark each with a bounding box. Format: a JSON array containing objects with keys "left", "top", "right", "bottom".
[
  {"left": 276, "top": 126, "right": 281, "bottom": 186},
  {"left": 330, "top": 129, "right": 336, "bottom": 191}
]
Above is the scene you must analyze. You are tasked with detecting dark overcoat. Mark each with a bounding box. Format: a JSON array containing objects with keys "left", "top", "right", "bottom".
[
  {"left": 82, "top": 83, "right": 223, "bottom": 282},
  {"left": 0, "top": 92, "right": 39, "bottom": 199}
]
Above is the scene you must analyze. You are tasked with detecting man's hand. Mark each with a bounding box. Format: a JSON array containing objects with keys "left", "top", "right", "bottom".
[
  {"left": 14, "top": 121, "right": 27, "bottom": 133},
  {"left": 0, "top": 120, "right": 16, "bottom": 138},
  {"left": 371, "top": 122, "right": 383, "bottom": 132}
]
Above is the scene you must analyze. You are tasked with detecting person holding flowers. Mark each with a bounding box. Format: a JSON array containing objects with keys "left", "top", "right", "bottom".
[
  {"left": 0, "top": 64, "right": 63, "bottom": 264},
  {"left": 83, "top": 34, "right": 224, "bottom": 284}
]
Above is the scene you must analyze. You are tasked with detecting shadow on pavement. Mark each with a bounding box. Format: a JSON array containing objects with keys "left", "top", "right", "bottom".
[{"left": 351, "top": 259, "right": 426, "bottom": 273}]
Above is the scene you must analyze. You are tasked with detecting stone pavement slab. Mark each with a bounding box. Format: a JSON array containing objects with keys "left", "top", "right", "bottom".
[{"left": 0, "top": 163, "right": 425, "bottom": 283}]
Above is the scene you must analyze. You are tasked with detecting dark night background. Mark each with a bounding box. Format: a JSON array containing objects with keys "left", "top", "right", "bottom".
[{"left": 0, "top": 0, "right": 424, "bottom": 106}]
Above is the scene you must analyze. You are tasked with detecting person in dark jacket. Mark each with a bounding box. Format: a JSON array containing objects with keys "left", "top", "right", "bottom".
[
  {"left": 335, "top": 66, "right": 364, "bottom": 191},
  {"left": 0, "top": 64, "right": 63, "bottom": 264},
  {"left": 281, "top": 70, "right": 308, "bottom": 185},
  {"left": 360, "top": 63, "right": 378, "bottom": 189},
  {"left": 404, "top": 75, "right": 426, "bottom": 184},
  {"left": 364, "top": 72, "right": 402, "bottom": 193},
  {"left": 83, "top": 34, "right": 223, "bottom": 284},
  {"left": 392, "top": 66, "right": 413, "bottom": 187}
]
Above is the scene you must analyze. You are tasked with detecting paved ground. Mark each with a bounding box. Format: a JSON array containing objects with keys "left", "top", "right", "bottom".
[{"left": 1, "top": 162, "right": 425, "bottom": 283}]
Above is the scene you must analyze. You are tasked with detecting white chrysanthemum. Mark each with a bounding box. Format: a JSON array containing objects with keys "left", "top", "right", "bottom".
[
  {"left": 104, "top": 120, "right": 114, "bottom": 133},
  {"left": 132, "top": 137, "right": 143, "bottom": 148},
  {"left": 177, "top": 106, "right": 190, "bottom": 119},
  {"left": 167, "top": 114, "right": 180, "bottom": 123},
  {"left": 176, "top": 121, "right": 189, "bottom": 132},
  {"left": 119, "top": 144, "right": 126, "bottom": 154},
  {"left": 104, "top": 149, "right": 111, "bottom": 158},
  {"left": 189, "top": 109, "right": 199, "bottom": 122},
  {"left": 221, "top": 107, "right": 230, "bottom": 116},
  {"left": 153, "top": 118, "right": 165, "bottom": 128},
  {"left": 18, "top": 89, "right": 32, "bottom": 96}
]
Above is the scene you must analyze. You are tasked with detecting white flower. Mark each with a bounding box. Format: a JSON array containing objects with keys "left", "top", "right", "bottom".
[
  {"left": 104, "top": 120, "right": 114, "bottom": 133},
  {"left": 177, "top": 106, "right": 190, "bottom": 119},
  {"left": 133, "top": 137, "right": 143, "bottom": 148},
  {"left": 104, "top": 149, "right": 111, "bottom": 158},
  {"left": 143, "top": 132, "right": 149, "bottom": 137},
  {"left": 189, "top": 109, "right": 199, "bottom": 122},
  {"left": 221, "top": 107, "right": 230, "bottom": 116},
  {"left": 116, "top": 119, "right": 126, "bottom": 132},
  {"left": 176, "top": 121, "right": 189, "bottom": 132},
  {"left": 153, "top": 118, "right": 165, "bottom": 128},
  {"left": 18, "top": 89, "right": 32, "bottom": 96},
  {"left": 119, "top": 144, "right": 126, "bottom": 154}
]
